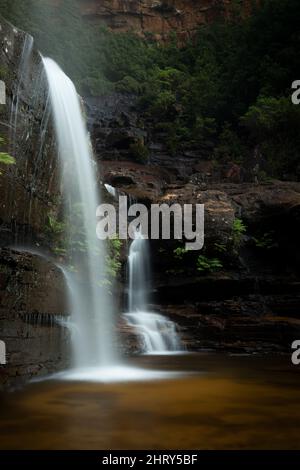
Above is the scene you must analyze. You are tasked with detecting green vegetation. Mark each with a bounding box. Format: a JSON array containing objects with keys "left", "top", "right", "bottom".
[
  {"left": 173, "top": 246, "right": 187, "bottom": 260},
  {"left": 106, "top": 236, "right": 122, "bottom": 280},
  {"left": 214, "top": 242, "right": 227, "bottom": 254},
  {"left": 46, "top": 214, "right": 65, "bottom": 236},
  {"left": 0, "top": 66, "right": 8, "bottom": 80},
  {"left": 173, "top": 244, "right": 223, "bottom": 274},
  {"left": 46, "top": 207, "right": 122, "bottom": 281},
  {"left": 0, "top": 136, "right": 15, "bottom": 174},
  {"left": 253, "top": 231, "right": 276, "bottom": 250},
  {"left": 45, "top": 212, "right": 67, "bottom": 257},
  {"left": 0, "top": 152, "right": 15, "bottom": 166},
  {"left": 0, "top": 0, "right": 299, "bottom": 177},
  {"left": 196, "top": 255, "right": 223, "bottom": 273},
  {"left": 231, "top": 218, "right": 247, "bottom": 249},
  {"left": 129, "top": 141, "right": 149, "bottom": 163}
]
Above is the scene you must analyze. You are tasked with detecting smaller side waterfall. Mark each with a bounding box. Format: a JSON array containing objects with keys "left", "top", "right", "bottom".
[
  {"left": 125, "top": 312, "right": 181, "bottom": 353},
  {"left": 124, "top": 229, "right": 182, "bottom": 354},
  {"left": 104, "top": 183, "right": 117, "bottom": 199}
]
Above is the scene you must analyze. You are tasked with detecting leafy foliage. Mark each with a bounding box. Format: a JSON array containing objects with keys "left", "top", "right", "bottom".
[
  {"left": 106, "top": 236, "right": 122, "bottom": 279},
  {"left": 253, "top": 232, "right": 276, "bottom": 250},
  {"left": 173, "top": 246, "right": 188, "bottom": 260},
  {"left": 46, "top": 207, "right": 122, "bottom": 281},
  {"left": 129, "top": 141, "right": 149, "bottom": 163},
  {"left": 46, "top": 214, "right": 65, "bottom": 235},
  {"left": 0, "top": 136, "right": 15, "bottom": 174},
  {"left": 231, "top": 218, "right": 247, "bottom": 248},
  {"left": 0, "top": 0, "right": 299, "bottom": 176},
  {"left": 196, "top": 255, "right": 223, "bottom": 273},
  {"left": 214, "top": 242, "right": 227, "bottom": 254},
  {"left": 0, "top": 152, "right": 15, "bottom": 166}
]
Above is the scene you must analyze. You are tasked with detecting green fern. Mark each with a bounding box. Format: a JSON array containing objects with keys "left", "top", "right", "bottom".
[
  {"left": 232, "top": 218, "right": 247, "bottom": 247},
  {"left": 197, "top": 255, "right": 223, "bottom": 273}
]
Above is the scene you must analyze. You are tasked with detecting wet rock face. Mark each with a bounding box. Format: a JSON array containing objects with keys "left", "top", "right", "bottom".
[
  {"left": 159, "top": 292, "right": 300, "bottom": 354},
  {"left": 149, "top": 181, "right": 300, "bottom": 354},
  {"left": 0, "top": 249, "right": 70, "bottom": 390},
  {"left": 87, "top": 86, "right": 300, "bottom": 355},
  {"left": 0, "top": 18, "right": 68, "bottom": 389},
  {"left": 102, "top": 161, "right": 300, "bottom": 353},
  {"left": 0, "top": 16, "right": 59, "bottom": 247},
  {"left": 86, "top": 94, "right": 146, "bottom": 161},
  {"left": 74, "top": 0, "right": 256, "bottom": 41}
]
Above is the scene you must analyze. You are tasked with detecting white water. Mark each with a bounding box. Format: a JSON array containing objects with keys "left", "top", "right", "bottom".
[
  {"left": 125, "top": 312, "right": 181, "bottom": 353},
  {"left": 104, "top": 183, "right": 117, "bottom": 199},
  {"left": 125, "top": 229, "right": 182, "bottom": 353},
  {"left": 43, "top": 58, "right": 115, "bottom": 368}
]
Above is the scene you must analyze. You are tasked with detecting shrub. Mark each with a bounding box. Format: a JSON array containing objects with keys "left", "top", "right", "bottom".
[{"left": 115, "top": 76, "right": 141, "bottom": 94}]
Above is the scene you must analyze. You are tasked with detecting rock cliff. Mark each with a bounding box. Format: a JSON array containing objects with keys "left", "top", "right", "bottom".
[
  {"left": 88, "top": 92, "right": 300, "bottom": 355},
  {"left": 0, "top": 17, "right": 69, "bottom": 389},
  {"left": 0, "top": 16, "right": 59, "bottom": 246},
  {"left": 57, "top": 0, "right": 257, "bottom": 40}
]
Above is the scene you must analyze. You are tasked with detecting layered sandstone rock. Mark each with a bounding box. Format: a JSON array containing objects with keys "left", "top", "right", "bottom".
[
  {"left": 0, "top": 249, "right": 70, "bottom": 390},
  {"left": 61, "top": 0, "right": 257, "bottom": 40}
]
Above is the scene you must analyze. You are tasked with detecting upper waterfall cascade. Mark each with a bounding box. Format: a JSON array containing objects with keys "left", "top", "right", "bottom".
[{"left": 43, "top": 58, "right": 115, "bottom": 368}]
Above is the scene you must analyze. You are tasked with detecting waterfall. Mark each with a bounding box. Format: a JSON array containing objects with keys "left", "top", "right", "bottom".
[
  {"left": 128, "top": 229, "right": 150, "bottom": 312},
  {"left": 104, "top": 183, "right": 117, "bottom": 199},
  {"left": 125, "top": 229, "right": 182, "bottom": 354},
  {"left": 43, "top": 58, "right": 115, "bottom": 368}
]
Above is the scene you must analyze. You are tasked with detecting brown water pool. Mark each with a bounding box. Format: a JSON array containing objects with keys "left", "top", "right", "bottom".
[{"left": 0, "top": 354, "right": 299, "bottom": 449}]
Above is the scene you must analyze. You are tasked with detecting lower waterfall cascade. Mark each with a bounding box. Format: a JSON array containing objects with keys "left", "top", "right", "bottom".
[{"left": 124, "top": 228, "right": 182, "bottom": 354}]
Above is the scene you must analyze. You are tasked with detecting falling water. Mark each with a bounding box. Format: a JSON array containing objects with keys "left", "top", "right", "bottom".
[
  {"left": 128, "top": 229, "right": 150, "bottom": 313},
  {"left": 125, "top": 229, "right": 182, "bottom": 353},
  {"left": 43, "top": 58, "right": 115, "bottom": 368},
  {"left": 104, "top": 183, "right": 117, "bottom": 199}
]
